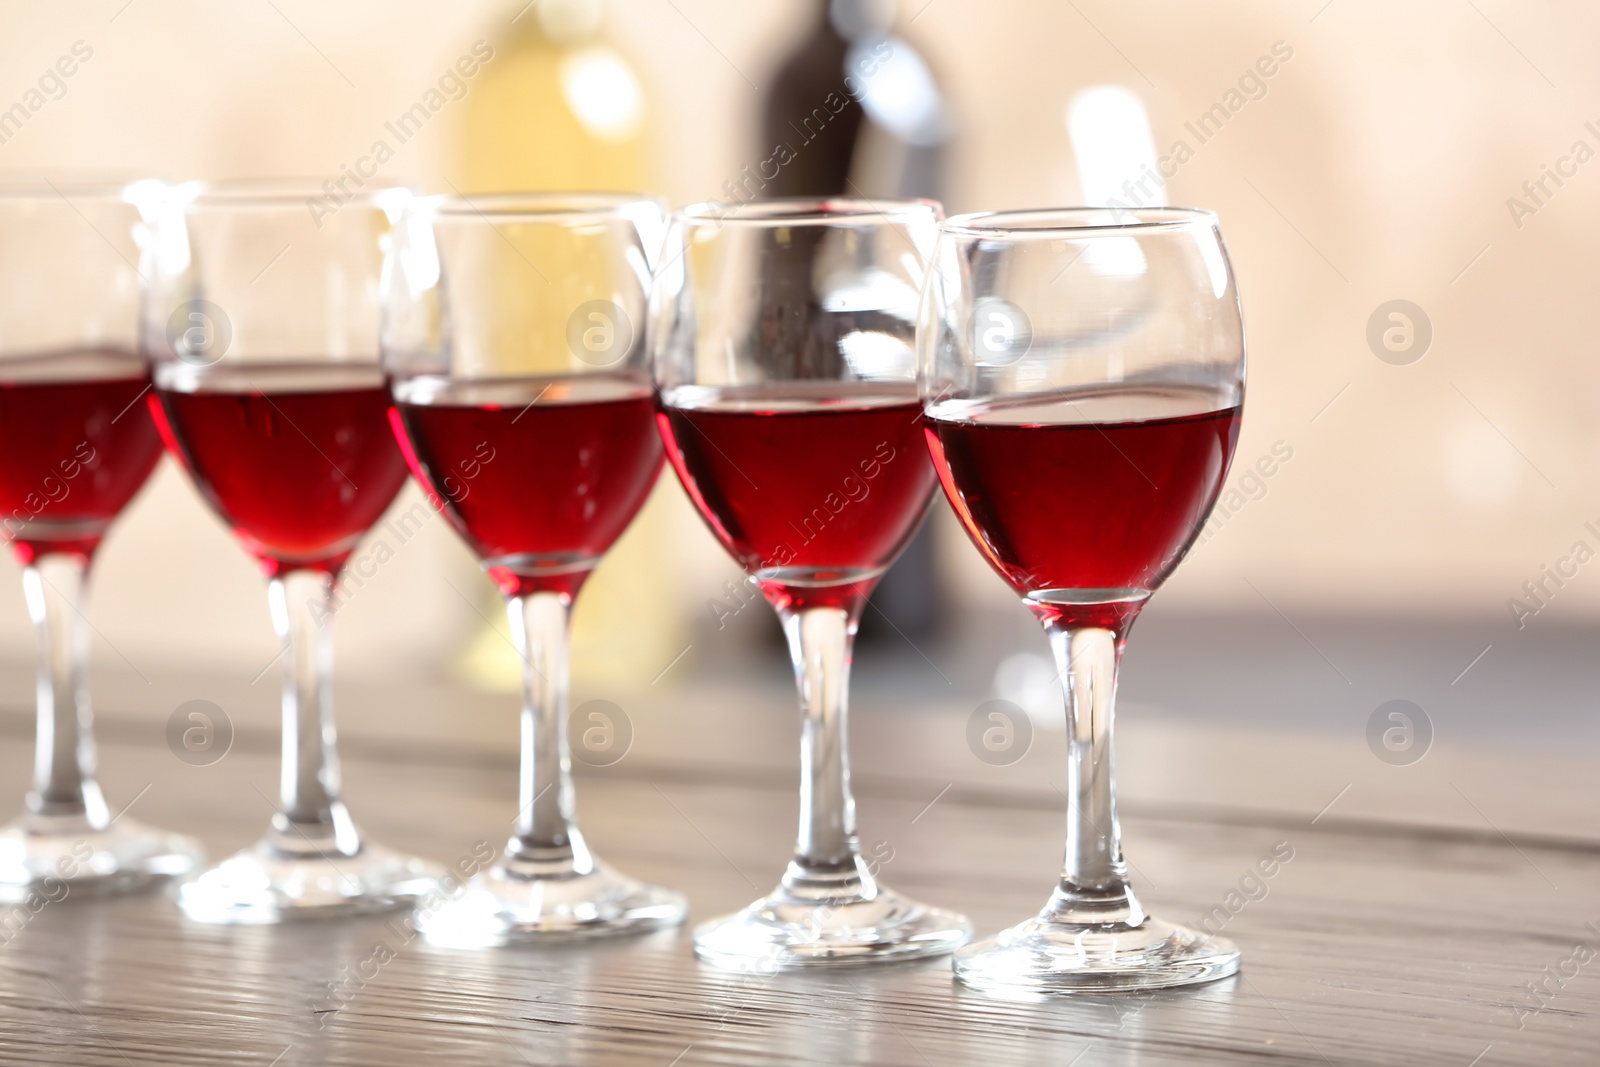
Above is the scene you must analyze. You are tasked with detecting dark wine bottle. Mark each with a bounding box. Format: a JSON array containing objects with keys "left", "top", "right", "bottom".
[
  {"left": 755, "top": 0, "right": 952, "bottom": 642},
  {"left": 760, "top": 0, "right": 949, "bottom": 200}
]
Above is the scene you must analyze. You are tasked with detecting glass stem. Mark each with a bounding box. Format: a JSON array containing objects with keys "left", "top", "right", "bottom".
[
  {"left": 1043, "top": 624, "right": 1145, "bottom": 928},
  {"left": 23, "top": 552, "right": 108, "bottom": 828},
  {"left": 268, "top": 569, "right": 359, "bottom": 857},
  {"left": 506, "top": 590, "right": 589, "bottom": 874},
  {"left": 779, "top": 605, "right": 873, "bottom": 901}
]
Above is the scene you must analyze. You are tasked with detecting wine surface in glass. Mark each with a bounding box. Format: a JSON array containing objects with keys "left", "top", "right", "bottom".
[
  {"left": 152, "top": 361, "right": 408, "bottom": 574},
  {"left": 391, "top": 374, "right": 662, "bottom": 598},
  {"left": 925, "top": 384, "right": 1240, "bottom": 629},
  {"left": 657, "top": 382, "right": 935, "bottom": 611},
  {"left": 0, "top": 349, "right": 164, "bottom": 561}
]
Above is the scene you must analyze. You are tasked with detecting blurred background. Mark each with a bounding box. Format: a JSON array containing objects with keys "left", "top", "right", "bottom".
[{"left": 0, "top": 0, "right": 1596, "bottom": 834}]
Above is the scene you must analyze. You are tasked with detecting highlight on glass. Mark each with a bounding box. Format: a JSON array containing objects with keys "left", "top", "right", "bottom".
[
  {"left": 141, "top": 181, "right": 441, "bottom": 923},
  {"left": 382, "top": 193, "right": 685, "bottom": 945},
  {"left": 652, "top": 198, "right": 971, "bottom": 968},
  {"left": 0, "top": 178, "right": 204, "bottom": 899},
  {"left": 920, "top": 207, "right": 1245, "bottom": 993}
]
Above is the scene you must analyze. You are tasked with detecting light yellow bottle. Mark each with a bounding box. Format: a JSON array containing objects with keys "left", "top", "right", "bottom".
[
  {"left": 452, "top": 0, "right": 683, "bottom": 694},
  {"left": 458, "top": 0, "right": 650, "bottom": 194}
]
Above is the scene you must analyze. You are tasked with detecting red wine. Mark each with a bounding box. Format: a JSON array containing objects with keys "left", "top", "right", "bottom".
[
  {"left": 925, "top": 386, "right": 1241, "bottom": 631},
  {"left": 391, "top": 374, "right": 662, "bottom": 598},
  {"left": 657, "top": 383, "right": 936, "bottom": 613},
  {"left": 0, "top": 350, "right": 163, "bottom": 563},
  {"left": 152, "top": 362, "right": 408, "bottom": 575}
]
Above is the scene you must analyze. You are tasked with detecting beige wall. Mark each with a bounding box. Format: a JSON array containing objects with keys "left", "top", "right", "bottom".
[{"left": 0, "top": 0, "right": 1593, "bottom": 686}]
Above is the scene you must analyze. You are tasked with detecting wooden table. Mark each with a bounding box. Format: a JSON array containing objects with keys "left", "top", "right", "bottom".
[{"left": 0, "top": 650, "right": 1596, "bottom": 1066}]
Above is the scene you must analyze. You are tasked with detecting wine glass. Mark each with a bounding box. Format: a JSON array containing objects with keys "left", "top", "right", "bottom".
[
  {"left": 382, "top": 193, "right": 686, "bottom": 944},
  {"left": 919, "top": 207, "right": 1246, "bottom": 993},
  {"left": 140, "top": 181, "right": 441, "bottom": 922},
  {"left": 652, "top": 198, "right": 971, "bottom": 968},
  {"left": 0, "top": 178, "right": 203, "bottom": 898}
]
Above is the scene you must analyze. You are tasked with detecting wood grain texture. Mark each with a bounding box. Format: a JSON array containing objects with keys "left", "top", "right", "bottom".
[{"left": 0, "top": 719, "right": 1594, "bottom": 1066}]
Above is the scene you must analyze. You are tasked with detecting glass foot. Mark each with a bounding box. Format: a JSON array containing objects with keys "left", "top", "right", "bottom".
[
  {"left": 694, "top": 883, "right": 972, "bottom": 970},
  {"left": 0, "top": 813, "right": 203, "bottom": 902},
  {"left": 415, "top": 858, "right": 688, "bottom": 947},
  {"left": 179, "top": 838, "right": 442, "bottom": 924},
  {"left": 955, "top": 914, "right": 1240, "bottom": 994}
]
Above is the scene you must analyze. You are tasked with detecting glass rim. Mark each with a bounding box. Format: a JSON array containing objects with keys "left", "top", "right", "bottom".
[
  {"left": 172, "top": 178, "right": 411, "bottom": 209},
  {"left": 942, "top": 206, "right": 1219, "bottom": 238},
  {"left": 0, "top": 174, "right": 161, "bottom": 203},
  {"left": 409, "top": 191, "right": 665, "bottom": 223},
  {"left": 676, "top": 196, "right": 942, "bottom": 229}
]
